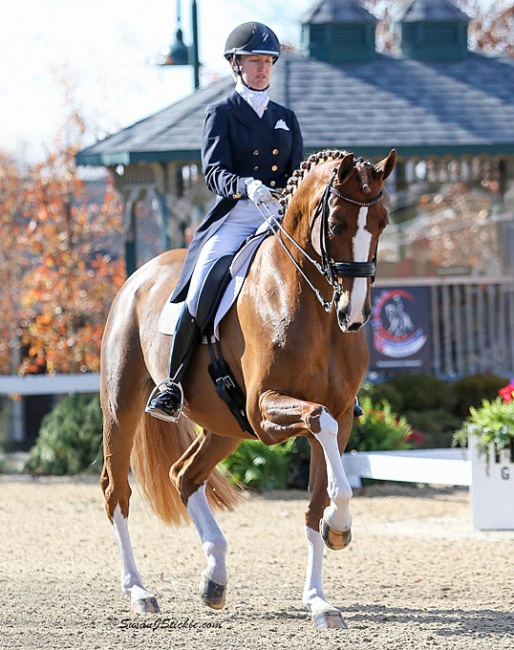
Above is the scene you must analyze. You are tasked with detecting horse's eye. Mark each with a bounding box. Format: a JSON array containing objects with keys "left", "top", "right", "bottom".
[{"left": 329, "top": 222, "right": 345, "bottom": 236}]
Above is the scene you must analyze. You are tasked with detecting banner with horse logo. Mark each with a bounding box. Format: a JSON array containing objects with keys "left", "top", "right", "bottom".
[{"left": 367, "top": 286, "right": 431, "bottom": 372}]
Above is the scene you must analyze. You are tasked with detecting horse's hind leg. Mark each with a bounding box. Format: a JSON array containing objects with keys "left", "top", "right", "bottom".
[
  {"left": 100, "top": 317, "right": 160, "bottom": 614},
  {"left": 170, "top": 429, "right": 240, "bottom": 610},
  {"left": 100, "top": 401, "right": 160, "bottom": 614}
]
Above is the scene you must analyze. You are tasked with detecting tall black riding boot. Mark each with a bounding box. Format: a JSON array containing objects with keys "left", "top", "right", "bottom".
[{"left": 145, "top": 305, "right": 201, "bottom": 422}]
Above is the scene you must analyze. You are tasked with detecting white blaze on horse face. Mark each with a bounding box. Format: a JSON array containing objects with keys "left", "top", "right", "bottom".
[{"left": 349, "top": 207, "right": 372, "bottom": 324}]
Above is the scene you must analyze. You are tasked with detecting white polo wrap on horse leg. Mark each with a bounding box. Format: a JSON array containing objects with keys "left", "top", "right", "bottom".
[
  {"left": 112, "top": 505, "right": 156, "bottom": 606},
  {"left": 303, "top": 525, "right": 348, "bottom": 628},
  {"left": 314, "top": 409, "right": 353, "bottom": 532},
  {"left": 187, "top": 483, "right": 228, "bottom": 586},
  {"left": 303, "top": 525, "right": 327, "bottom": 609}
]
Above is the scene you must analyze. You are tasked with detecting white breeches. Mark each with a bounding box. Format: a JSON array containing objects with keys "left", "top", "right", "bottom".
[{"left": 186, "top": 198, "right": 280, "bottom": 318}]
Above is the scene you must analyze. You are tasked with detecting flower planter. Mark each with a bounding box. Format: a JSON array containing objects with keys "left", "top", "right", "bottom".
[{"left": 470, "top": 436, "right": 514, "bottom": 530}]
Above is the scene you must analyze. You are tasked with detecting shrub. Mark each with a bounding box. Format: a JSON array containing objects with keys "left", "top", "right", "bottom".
[
  {"left": 358, "top": 381, "right": 403, "bottom": 413},
  {"left": 403, "top": 409, "right": 461, "bottom": 448},
  {"left": 388, "top": 374, "right": 456, "bottom": 412},
  {"left": 453, "top": 397, "right": 514, "bottom": 451},
  {"left": 453, "top": 380, "right": 514, "bottom": 453},
  {"left": 24, "top": 393, "right": 103, "bottom": 475},
  {"left": 220, "top": 438, "right": 295, "bottom": 492},
  {"left": 348, "top": 397, "right": 416, "bottom": 452},
  {"left": 451, "top": 373, "right": 509, "bottom": 417}
]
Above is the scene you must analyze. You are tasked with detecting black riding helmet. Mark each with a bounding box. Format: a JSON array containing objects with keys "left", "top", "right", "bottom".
[{"left": 224, "top": 22, "right": 280, "bottom": 62}]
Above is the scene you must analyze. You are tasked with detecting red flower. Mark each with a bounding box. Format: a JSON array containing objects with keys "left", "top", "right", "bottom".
[
  {"left": 499, "top": 383, "right": 514, "bottom": 403},
  {"left": 406, "top": 429, "right": 424, "bottom": 446}
]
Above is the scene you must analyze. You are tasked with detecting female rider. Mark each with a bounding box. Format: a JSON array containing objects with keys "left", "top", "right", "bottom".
[{"left": 146, "top": 22, "right": 304, "bottom": 422}]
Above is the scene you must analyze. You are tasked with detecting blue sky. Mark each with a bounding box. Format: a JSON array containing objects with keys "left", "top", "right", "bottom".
[{"left": 0, "top": 0, "right": 313, "bottom": 161}]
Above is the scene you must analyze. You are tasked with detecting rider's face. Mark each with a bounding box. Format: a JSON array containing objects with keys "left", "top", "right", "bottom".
[{"left": 235, "top": 55, "right": 273, "bottom": 90}]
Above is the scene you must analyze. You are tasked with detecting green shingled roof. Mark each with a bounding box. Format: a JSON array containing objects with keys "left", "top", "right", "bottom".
[
  {"left": 301, "top": 0, "right": 377, "bottom": 24},
  {"left": 76, "top": 48, "right": 514, "bottom": 167},
  {"left": 397, "top": 0, "right": 470, "bottom": 23}
]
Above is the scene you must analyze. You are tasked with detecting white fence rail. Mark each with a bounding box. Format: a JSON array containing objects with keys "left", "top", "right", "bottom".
[
  {"left": 342, "top": 447, "right": 514, "bottom": 530},
  {"left": 0, "top": 374, "right": 100, "bottom": 396},
  {"left": 342, "top": 448, "right": 471, "bottom": 488}
]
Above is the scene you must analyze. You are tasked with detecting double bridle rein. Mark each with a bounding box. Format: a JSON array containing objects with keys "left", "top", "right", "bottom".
[{"left": 259, "top": 166, "right": 384, "bottom": 313}]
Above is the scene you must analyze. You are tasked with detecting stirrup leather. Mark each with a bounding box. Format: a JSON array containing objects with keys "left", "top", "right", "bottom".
[{"left": 145, "top": 379, "right": 184, "bottom": 423}]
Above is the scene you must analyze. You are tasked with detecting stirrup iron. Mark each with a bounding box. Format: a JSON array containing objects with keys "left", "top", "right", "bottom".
[{"left": 145, "top": 379, "right": 184, "bottom": 423}]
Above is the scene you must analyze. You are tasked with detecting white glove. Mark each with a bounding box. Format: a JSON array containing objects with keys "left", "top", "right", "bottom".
[{"left": 245, "top": 178, "right": 273, "bottom": 205}]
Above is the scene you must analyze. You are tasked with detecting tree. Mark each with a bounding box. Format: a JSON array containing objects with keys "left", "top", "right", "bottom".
[
  {"left": 363, "top": 1, "right": 514, "bottom": 56},
  {"left": 0, "top": 83, "right": 125, "bottom": 376},
  {"left": 468, "top": 3, "right": 514, "bottom": 57},
  {"left": 0, "top": 153, "right": 28, "bottom": 374},
  {"left": 17, "top": 155, "right": 125, "bottom": 374}
]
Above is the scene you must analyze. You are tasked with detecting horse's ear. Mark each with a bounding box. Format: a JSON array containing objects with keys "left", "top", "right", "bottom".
[
  {"left": 337, "top": 152, "right": 355, "bottom": 185},
  {"left": 374, "top": 149, "right": 397, "bottom": 181}
]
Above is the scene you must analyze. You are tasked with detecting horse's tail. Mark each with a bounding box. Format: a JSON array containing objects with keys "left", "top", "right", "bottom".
[{"left": 130, "top": 414, "right": 241, "bottom": 526}]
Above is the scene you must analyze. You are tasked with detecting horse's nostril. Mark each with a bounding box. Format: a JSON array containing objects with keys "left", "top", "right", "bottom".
[{"left": 348, "top": 322, "right": 362, "bottom": 332}]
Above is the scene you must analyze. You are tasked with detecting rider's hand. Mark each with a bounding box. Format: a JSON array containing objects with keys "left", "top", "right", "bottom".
[{"left": 245, "top": 178, "right": 273, "bottom": 206}]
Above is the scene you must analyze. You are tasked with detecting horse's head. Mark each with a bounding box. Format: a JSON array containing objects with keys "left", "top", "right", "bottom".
[{"left": 281, "top": 149, "right": 396, "bottom": 333}]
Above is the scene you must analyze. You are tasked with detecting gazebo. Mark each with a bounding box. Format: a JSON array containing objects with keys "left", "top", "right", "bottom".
[{"left": 76, "top": 0, "right": 514, "bottom": 378}]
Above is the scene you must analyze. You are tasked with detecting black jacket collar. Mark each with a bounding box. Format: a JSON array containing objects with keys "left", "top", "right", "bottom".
[{"left": 227, "top": 91, "right": 281, "bottom": 149}]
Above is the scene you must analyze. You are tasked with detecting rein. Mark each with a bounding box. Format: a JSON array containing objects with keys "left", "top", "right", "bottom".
[{"left": 258, "top": 167, "right": 384, "bottom": 313}]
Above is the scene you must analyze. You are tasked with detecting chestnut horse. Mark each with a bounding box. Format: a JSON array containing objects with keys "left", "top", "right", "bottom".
[{"left": 100, "top": 149, "right": 396, "bottom": 629}]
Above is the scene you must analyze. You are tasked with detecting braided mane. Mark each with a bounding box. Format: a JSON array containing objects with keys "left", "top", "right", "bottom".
[{"left": 279, "top": 150, "right": 353, "bottom": 213}]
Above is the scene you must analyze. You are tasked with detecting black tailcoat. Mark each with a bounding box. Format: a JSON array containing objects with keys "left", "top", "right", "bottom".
[{"left": 171, "top": 90, "right": 304, "bottom": 302}]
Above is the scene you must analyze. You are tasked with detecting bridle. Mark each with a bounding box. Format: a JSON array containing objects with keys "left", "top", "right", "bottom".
[
  {"left": 316, "top": 166, "right": 384, "bottom": 287},
  {"left": 258, "top": 166, "right": 385, "bottom": 313}
]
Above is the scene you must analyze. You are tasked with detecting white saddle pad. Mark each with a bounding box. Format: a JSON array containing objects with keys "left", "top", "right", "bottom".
[{"left": 158, "top": 227, "right": 270, "bottom": 338}]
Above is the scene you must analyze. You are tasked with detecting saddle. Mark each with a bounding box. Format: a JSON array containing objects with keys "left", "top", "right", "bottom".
[
  {"left": 158, "top": 229, "right": 267, "bottom": 338},
  {"left": 158, "top": 228, "right": 272, "bottom": 435},
  {"left": 195, "top": 252, "right": 254, "bottom": 436}
]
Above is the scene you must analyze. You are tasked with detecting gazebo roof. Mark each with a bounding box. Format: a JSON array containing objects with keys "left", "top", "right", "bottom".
[
  {"left": 300, "top": 0, "right": 377, "bottom": 24},
  {"left": 76, "top": 49, "right": 514, "bottom": 167},
  {"left": 397, "top": 0, "right": 470, "bottom": 23},
  {"left": 76, "top": 0, "right": 514, "bottom": 167}
]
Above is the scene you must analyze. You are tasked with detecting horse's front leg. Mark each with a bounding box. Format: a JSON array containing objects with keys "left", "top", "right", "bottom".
[
  {"left": 259, "top": 390, "right": 353, "bottom": 628},
  {"left": 303, "top": 438, "right": 350, "bottom": 628},
  {"left": 259, "top": 390, "right": 353, "bottom": 541},
  {"left": 170, "top": 430, "right": 241, "bottom": 610}
]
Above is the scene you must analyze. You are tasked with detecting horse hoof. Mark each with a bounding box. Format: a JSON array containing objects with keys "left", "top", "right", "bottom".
[
  {"left": 132, "top": 596, "right": 160, "bottom": 614},
  {"left": 199, "top": 576, "right": 226, "bottom": 610},
  {"left": 319, "top": 518, "right": 352, "bottom": 550},
  {"left": 312, "top": 608, "right": 347, "bottom": 629}
]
